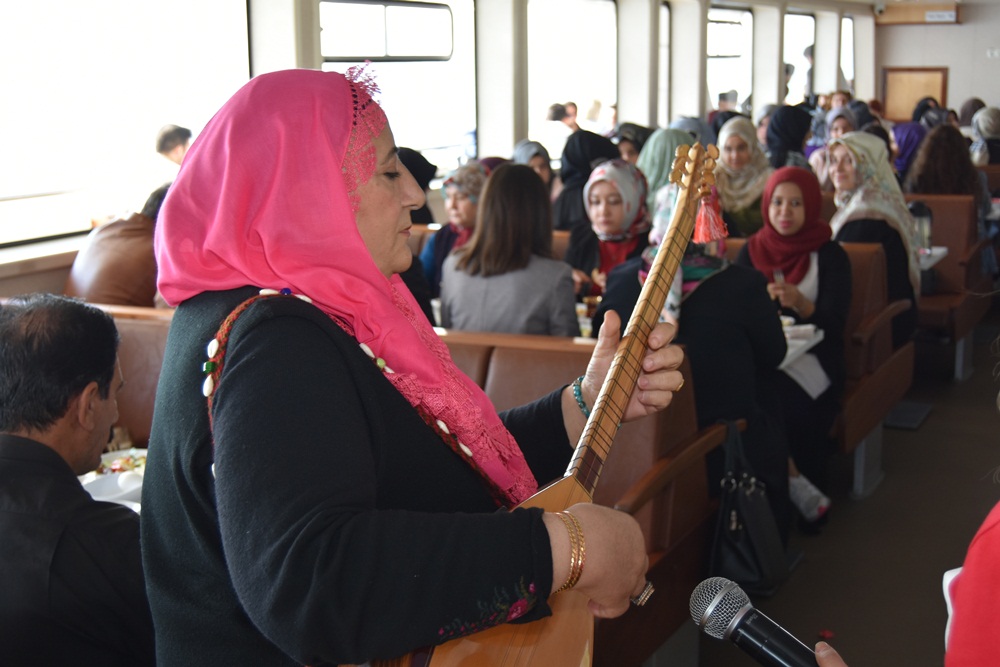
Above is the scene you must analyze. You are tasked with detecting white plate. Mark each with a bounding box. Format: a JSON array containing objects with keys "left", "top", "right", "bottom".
[{"left": 78, "top": 448, "right": 147, "bottom": 505}]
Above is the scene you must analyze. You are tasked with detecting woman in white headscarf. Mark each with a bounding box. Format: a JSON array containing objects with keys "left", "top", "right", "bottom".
[
  {"left": 970, "top": 106, "right": 1000, "bottom": 167},
  {"left": 828, "top": 131, "right": 919, "bottom": 348},
  {"left": 715, "top": 116, "right": 773, "bottom": 236}
]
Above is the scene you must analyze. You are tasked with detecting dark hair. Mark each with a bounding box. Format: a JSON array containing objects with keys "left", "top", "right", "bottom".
[
  {"left": 904, "top": 124, "right": 983, "bottom": 210},
  {"left": 156, "top": 124, "right": 192, "bottom": 154},
  {"left": 0, "top": 294, "right": 119, "bottom": 432},
  {"left": 453, "top": 163, "right": 552, "bottom": 277},
  {"left": 141, "top": 183, "right": 171, "bottom": 222},
  {"left": 547, "top": 104, "right": 568, "bottom": 122},
  {"left": 860, "top": 122, "right": 892, "bottom": 156}
]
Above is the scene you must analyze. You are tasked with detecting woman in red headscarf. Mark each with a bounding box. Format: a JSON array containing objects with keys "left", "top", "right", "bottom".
[{"left": 736, "top": 167, "right": 851, "bottom": 531}]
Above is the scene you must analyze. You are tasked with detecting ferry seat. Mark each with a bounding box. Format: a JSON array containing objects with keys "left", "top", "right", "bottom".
[
  {"left": 835, "top": 242, "right": 914, "bottom": 498},
  {"left": 91, "top": 304, "right": 175, "bottom": 448},
  {"left": 903, "top": 193, "right": 992, "bottom": 380},
  {"left": 980, "top": 164, "right": 1000, "bottom": 194}
]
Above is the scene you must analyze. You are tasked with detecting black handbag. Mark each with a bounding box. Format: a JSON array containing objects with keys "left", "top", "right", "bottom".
[{"left": 708, "top": 421, "right": 789, "bottom": 597}]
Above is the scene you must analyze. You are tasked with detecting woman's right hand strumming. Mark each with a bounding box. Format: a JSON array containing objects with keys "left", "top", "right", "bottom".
[{"left": 543, "top": 502, "right": 648, "bottom": 619}]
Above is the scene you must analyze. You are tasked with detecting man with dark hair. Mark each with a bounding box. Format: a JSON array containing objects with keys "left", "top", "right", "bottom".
[
  {"left": 0, "top": 294, "right": 155, "bottom": 666},
  {"left": 64, "top": 183, "right": 170, "bottom": 307},
  {"left": 156, "top": 123, "right": 192, "bottom": 165}
]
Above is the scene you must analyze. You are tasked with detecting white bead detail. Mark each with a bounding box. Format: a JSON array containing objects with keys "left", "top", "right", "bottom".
[
  {"left": 436, "top": 419, "right": 450, "bottom": 434},
  {"left": 384, "top": 366, "right": 395, "bottom": 374},
  {"left": 459, "top": 442, "right": 473, "bottom": 457},
  {"left": 206, "top": 338, "right": 220, "bottom": 358},
  {"left": 295, "top": 294, "right": 313, "bottom": 303},
  {"left": 359, "top": 343, "right": 375, "bottom": 358},
  {"left": 211, "top": 463, "right": 216, "bottom": 479},
  {"left": 259, "top": 288, "right": 279, "bottom": 295},
  {"left": 202, "top": 375, "right": 215, "bottom": 397}
]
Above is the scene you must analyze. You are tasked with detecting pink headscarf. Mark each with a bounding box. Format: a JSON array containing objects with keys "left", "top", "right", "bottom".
[{"left": 155, "top": 69, "right": 537, "bottom": 507}]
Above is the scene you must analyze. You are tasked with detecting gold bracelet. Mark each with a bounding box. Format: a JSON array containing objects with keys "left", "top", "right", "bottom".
[{"left": 554, "top": 511, "right": 586, "bottom": 592}]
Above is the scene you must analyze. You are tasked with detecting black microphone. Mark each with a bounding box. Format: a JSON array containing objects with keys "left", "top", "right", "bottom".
[{"left": 690, "top": 577, "right": 818, "bottom": 667}]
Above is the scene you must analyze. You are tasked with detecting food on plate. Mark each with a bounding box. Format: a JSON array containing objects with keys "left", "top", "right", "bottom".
[{"left": 96, "top": 451, "right": 147, "bottom": 475}]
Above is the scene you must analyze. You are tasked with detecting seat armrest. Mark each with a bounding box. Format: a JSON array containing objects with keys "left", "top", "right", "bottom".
[
  {"left": 851, "top": 299, "right": 912, "bottom": 347},
  {"left": 612, "top": 420, "right": 744, "bottom": 515}
]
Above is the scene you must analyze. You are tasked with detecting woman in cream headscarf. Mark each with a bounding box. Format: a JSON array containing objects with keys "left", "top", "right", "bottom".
[
  {"left": 970, "top": 106, "right": 1000, "bottom": 167},
  {"left": 715, "top": 116, "right": 773, "bottom": 236},
  {"left": 828, "top": 131, "right": 919, "bottom": 348}
]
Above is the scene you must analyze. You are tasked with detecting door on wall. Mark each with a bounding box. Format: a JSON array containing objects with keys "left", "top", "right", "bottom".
[{"left": 882, "top": 67, "right": 948, "bottom": 123}]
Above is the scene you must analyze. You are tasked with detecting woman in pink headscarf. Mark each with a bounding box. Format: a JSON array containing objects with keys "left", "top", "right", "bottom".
[{"left": 142, "top": 68, "right": 683, "bottom": 666}]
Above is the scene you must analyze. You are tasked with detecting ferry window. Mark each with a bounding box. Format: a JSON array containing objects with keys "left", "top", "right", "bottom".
[
  {"left": 706, "top": 8, "right": 753, "bottom": 117},
  {"left": 0, "top": 1, "right": 249, "bottom": 247},
  {"left": 527, "top": 0, "right": 618, "bottom": 161},
  {"left": 783, "top": 13, "right": 815, "bottom": 105},
  {"left": 841, "top": 17, "right": 855, "bottom": 93},
  {"left": 321, "top": 0, "right": 474, "bottom": 173},
  {"left": 657, "top": 3, "right": 671, "bottom": 130},
  {"left": 319, "top": 1, "right": 453, "bottom": 60}
]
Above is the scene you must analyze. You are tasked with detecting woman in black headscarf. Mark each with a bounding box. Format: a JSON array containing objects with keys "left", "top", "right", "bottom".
[
  {"left": 552, "top": 130, "right": 619, "bottom": 232},
  {"left": 911, "top": 96, "right": 939, "bottom": 123},
  {"left": 397, "top": 148, "right": 438, "bottom": 226},
  {"left": 765, "top": 106, "right": 813, "bottom": 170}
]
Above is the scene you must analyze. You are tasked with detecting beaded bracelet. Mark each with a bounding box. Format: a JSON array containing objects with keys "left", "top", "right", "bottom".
[
  {"left": 555, "top": 510, "right": 586, "bottom": 592},
  {"left": 571, "top": 376, "right": 591, "bottom": 418}
]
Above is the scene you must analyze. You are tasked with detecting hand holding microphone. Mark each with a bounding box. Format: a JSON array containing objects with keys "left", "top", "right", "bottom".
[{"left": 690, "top": 577, "right": 849, "bottom": 667}]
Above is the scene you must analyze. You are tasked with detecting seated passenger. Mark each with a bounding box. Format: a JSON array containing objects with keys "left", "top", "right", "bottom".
[
  {"left": 970, "top": 106, "right": 1000, "bottom": 167},
  {"left": 958, "top": 97, "right": 985, "bottom": 140},
  {"left": 904, "top": 124, "right": 997, "bottom": 276},
  {"left": 64, "top": 183, "right": 169, "bottom": 307},
  {"left": 736, "top": 167, "right": 851, "bottom": 528},
  {"left": 397, "top": 147, "right": 438, "bottom": 226},
  {"left": 565, "top": 159, "right": 650, "bottom": 296},
  {"left": 669, "top": 116, "right": 716, "bottom": 146},
  {"left": 156, "top": 124, "right": 192, "bottom": 165},
  {"left": 552, "top": 130, "right": 619, "bottom": 232},
  {"left": 512, "top": 139, "right": 561, "bottom": 201},
  {"left": 419, "top": 160, "right": 489, "bottom": 298},
  {"left": 613, "top": 122, "right": 655, "bottom": 165},
  {"left": 891, "top": 122, "right": 927, "bottom": 185},
  {"left": 440, "top": 163, "right": 579, "bottom": 336},
  {"left": 594, "top": 239, "right": 792, "bottom": 543},
  {"left": 0, "top": 293, "right": 154, "bottom": 666},
  {"left": 636, "top": 128, "right": 695, "bottom": 244},
  {"left": 766, "top": 106, "right": 813, "bottom": 170},
  {"left": 715, "top": 115, "right": 773, "bottom": 236},
  {"left": 808, "top": 107, "right": 857, "bottom": 192},
  {"left": 829, "top": 131, "right": 920, "bottom": 349}
]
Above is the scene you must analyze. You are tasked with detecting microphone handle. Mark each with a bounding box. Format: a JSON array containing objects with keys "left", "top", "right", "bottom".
[{"left": 730, "top": 608, "right": 818, "bottom": 667}]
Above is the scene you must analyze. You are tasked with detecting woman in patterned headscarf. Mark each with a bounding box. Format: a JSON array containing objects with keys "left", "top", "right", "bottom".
[
  {"left": 829, "top": 131, "right": 919, "bottom": 348},
  {"left": 715, "top": 115, "right": 774, "bottom": 236},
  {"left": 144, "top": 68, "right": 683, "bottom": 666},
  {"left": 565, "top": 159, "right": 651, "bottom": 296},
  {"left": 512, "top": 139, "right": 560, "bottom": 199},
  {"left": 552, "top": 130, "right": 619, "bottom": 232}
]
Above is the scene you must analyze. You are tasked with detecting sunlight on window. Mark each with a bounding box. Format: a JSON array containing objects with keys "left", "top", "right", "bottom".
[
  {"left": 841, "top": 17, "right": 855, "bottom": 91},
  {"left": 527, "top": 0, "right": 618, "bottom": 160},
  {"left": 0, "top": 1, "right": 249, "bottom": 246},
  {"left": 321, "top": 0, "right": 473, "bottom": 173},
  {"left": 783, "top": 14, "right": 816, "bottom": 105},
  {"left": 706, "top": 8, "right": 753, "bottom": 114}
]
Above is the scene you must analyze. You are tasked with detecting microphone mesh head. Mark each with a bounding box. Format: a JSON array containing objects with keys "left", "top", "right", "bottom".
[{"left": 689, "top": 577, "right": 751, "bottom": 639}]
